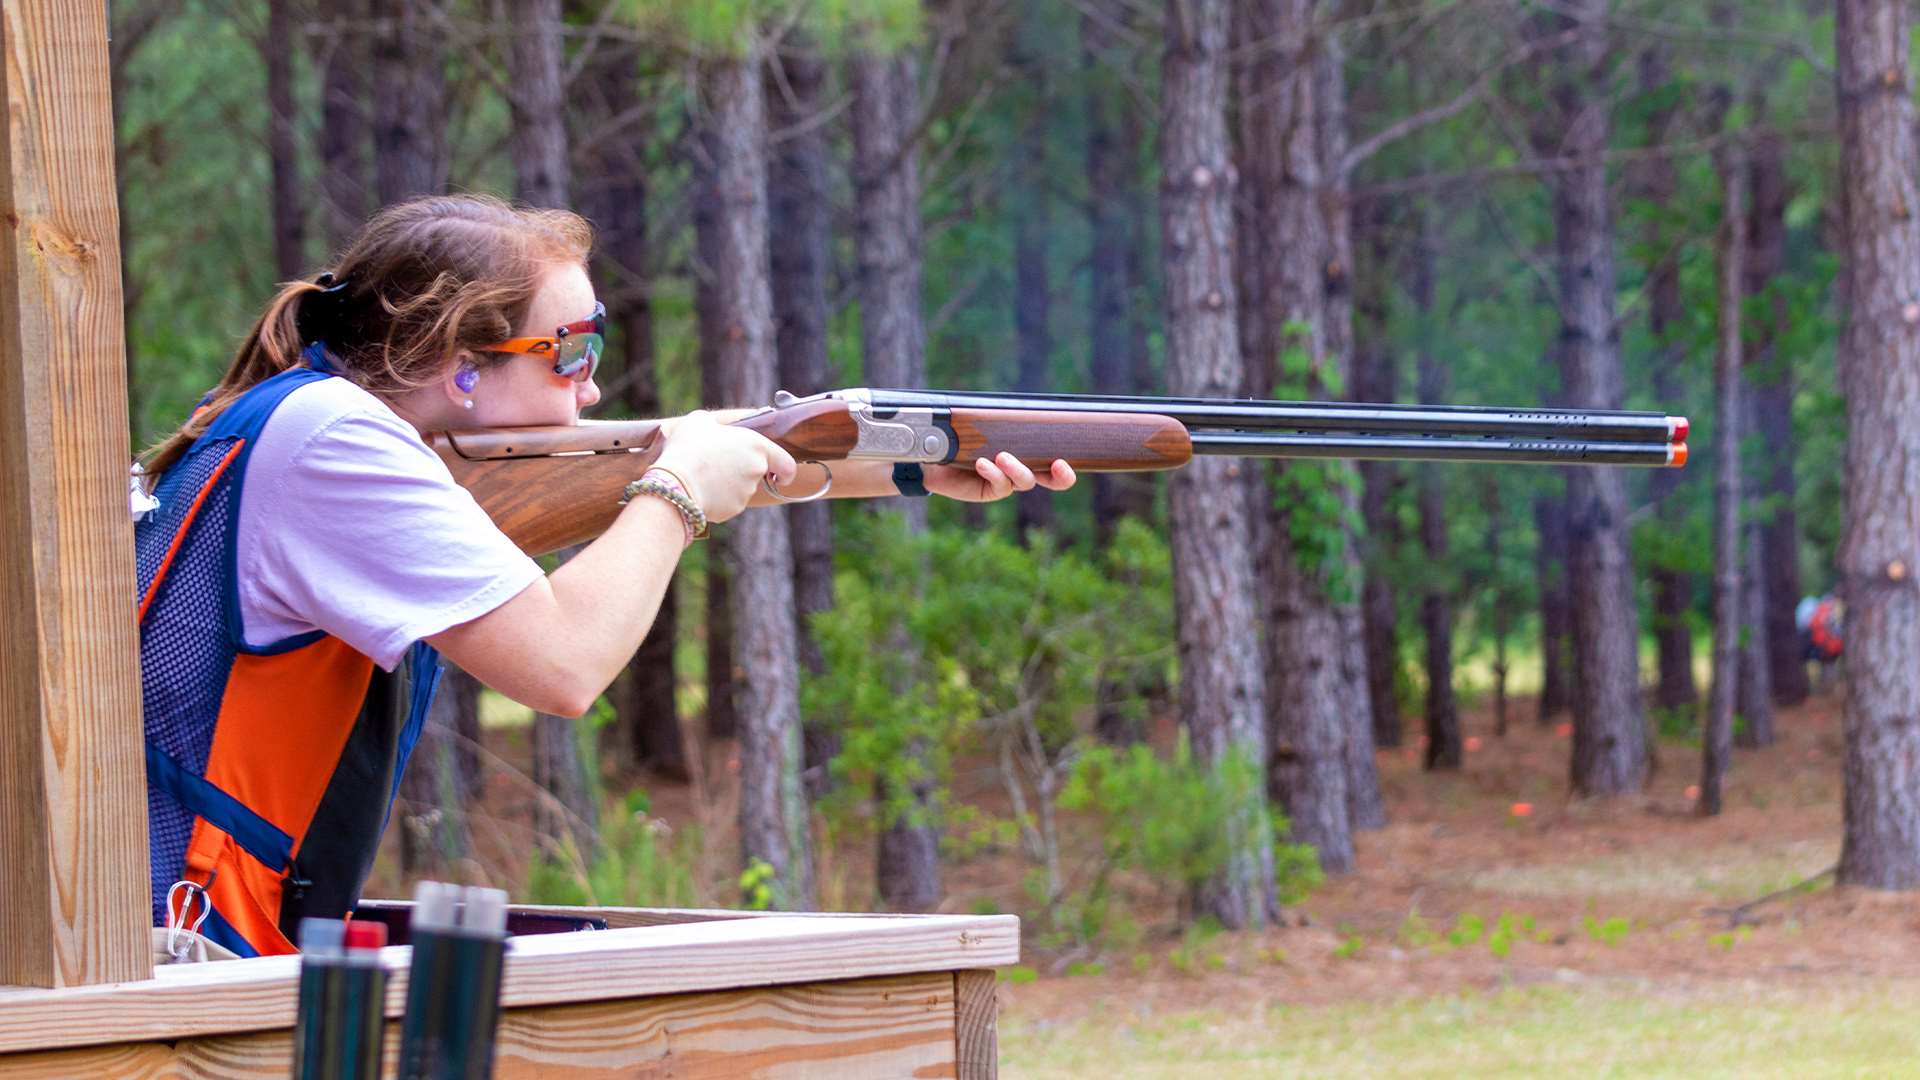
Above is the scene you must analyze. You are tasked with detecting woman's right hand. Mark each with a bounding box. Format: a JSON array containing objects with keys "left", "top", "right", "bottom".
[{"left": 651, "top": 410, "right": 798, "bottom": 523}]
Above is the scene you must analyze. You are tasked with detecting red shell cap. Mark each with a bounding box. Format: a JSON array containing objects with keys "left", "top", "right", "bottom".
[
  {"left": 1669, "top": 443, "right": 1689, "bottom": 468},
  {"left": 1669, "top": 416, "right": 1689, "bottom": 444},
  {"left": 342, "top": 920, "right": 388, "bottom": 951}
]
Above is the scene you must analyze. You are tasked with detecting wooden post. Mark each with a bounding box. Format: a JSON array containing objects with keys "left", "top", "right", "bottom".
[{"left": 0, "top": 1, "right": 150, "bottom": 987}]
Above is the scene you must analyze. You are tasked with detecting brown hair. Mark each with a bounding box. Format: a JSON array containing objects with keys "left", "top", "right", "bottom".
[{"left": 143, "top": 194, "right": 593, "bottom": 476}]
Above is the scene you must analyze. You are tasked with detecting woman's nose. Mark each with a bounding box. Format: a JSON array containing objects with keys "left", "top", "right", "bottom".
[{"left": 577, "top": 376, "right": 602, "bottom": 410}]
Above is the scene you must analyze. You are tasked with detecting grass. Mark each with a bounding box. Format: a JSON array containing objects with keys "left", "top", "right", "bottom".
[
  {"left": 1454, "top": 839, "right": 1838, "bottom": 901},
  {"left": 1001, "top": 980, "right": 1920, "bottom": 1078}
]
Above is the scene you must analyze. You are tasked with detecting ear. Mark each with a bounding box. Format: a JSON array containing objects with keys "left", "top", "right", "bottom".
[{"left": 443, "top": 351, "right": 482, "bottom": 406}]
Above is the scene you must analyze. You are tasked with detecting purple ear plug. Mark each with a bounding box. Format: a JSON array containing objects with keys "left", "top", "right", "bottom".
[{"left": 454, "top": 364, "right": 479, "bottom": 393}]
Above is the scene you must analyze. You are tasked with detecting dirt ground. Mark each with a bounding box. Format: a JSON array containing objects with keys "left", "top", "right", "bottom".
[
  {"left": 368, "top": 685, "right": 1916, "bottom": 1030},
  {"left": 999, "top": 689, "right": 1920, "bottom": 1026}
]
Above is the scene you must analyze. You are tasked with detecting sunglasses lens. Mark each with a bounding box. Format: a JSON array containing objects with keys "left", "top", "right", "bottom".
[{"left": 555, "top": 333, "right": 604, "bottom": 382}]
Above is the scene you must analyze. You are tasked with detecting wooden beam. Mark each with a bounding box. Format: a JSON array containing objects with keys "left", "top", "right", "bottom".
[
  {"left": 0, "top": 914, "right": 1020, "bottom": 1054},
  {"left": 0, "top": 2, "right": 149, "bottom": 987},
  {"left": 0, "top": 971, "right": 959, "bottom": 1078},
  {"left": 954, "top": 969, "right": 999, "bottom": 1079}
]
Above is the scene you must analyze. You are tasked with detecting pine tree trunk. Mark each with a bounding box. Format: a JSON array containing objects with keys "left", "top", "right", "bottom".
[
  {"left": 1703, "top": 138, "right": 1748, "bottom": 819},
  {"left": 1240, "top": 0, "right": 1353, "bottom": 876},
  {"left": 1737, "top": 488, "right": 1777, "bottom": 748},
  {"left": 693, "top": 128, "right": 739, "bottom": 745},
  {"left": 370, "top": 0, "right": 444, "bottom": 203},
  {"left": 1486, "top": 475, "right": 1512, "bottom": 737},
  {"left": 700, "top": 53, "right": 814, "bottom": 910},
  {"left": 570, "top": 18, "right": 686, "bottom": 781},
  {"left": 1163, "top": 0, "right": 1278, "bottom": 927},
  {"left": 319, "top": 0, "right": 371, "bottom": 252},
  {"left": 768, "top": 40, "right": 838, "bottom": 798},
  {"left": 1084, "top": 10, "right": 1154, "bottom": 536},
  {"left": 502, "top": 0, "right": 598, "bottom": 857},
  {"left": 1317, "top": 34, "right": 1384, "bottom": 832},
  {"left": 1834, "top": 0, "right": 1920, "bottom": 889},
  {"left": 1012, "top": 22, "right": 1055, "bottom": 538},
  {"left": 851, "top": 44, "right": 941, "bottom": 911},
  {"left": 1352, "top": 203, "right": 1402, "bottom": 749},
  {"left": 265, "top": 0, "right": 304, "bottom": 280},
  {"left": 1540, "top": 0, "right": 1647, "bottom": 795},
  {"left": 1535, "top": 492, "right": 1574, "bottom": 722},
  {"left": 1633, "top": 45, "right": 1699, "bottom": 719},
  {"left": 398, "top": 665, "right": 473, "bottom": 875},
  {"left": 1745, "top": 124, "right": 1810, "bottom": 707}
]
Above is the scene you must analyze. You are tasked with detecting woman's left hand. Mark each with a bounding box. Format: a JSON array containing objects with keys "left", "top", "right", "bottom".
[{"left": 923, "top": 452, "right": 1077, "bottom": 502}]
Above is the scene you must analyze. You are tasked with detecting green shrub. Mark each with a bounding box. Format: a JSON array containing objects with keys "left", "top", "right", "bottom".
[{"left": 524, "top": 789, "right": 703, "bottom": 908}]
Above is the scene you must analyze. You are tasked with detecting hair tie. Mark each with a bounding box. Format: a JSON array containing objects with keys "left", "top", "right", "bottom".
[{"left": 296, "top": 270, "right": 354, "bottom": 345}]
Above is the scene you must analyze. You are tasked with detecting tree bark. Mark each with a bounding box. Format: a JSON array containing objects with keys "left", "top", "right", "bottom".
[
  {"left": 1012, "top": 22, "right": 1055, "bottom": 537},
  {"left": 1834, "top": 0, "right": 1920, "bottom": 889},
  {"left": 1535, "top": 491, "right": 1574, "bottom": 722},
  {"left": 1084, "top": 10, "right": 1154, "bottom": 536},
  {"left": 1703, "top": 137, "right": 1748, "bottom": 819},
  {"left": 265, "top": 0, "right": 304, "bottom": 280},
  {"left": 1238, "top": 0, "right": 1355, "bottom": 876},
  {"left": 1632, "top": 45, "right": 1699, "bottom": 719},
  {"left": 398, "top": 664, "right": 474, "bottom": 875},
  {"left": 370, "top": 0, "right": 445, "bottom": 203},
  {"left": 1745, "top": 122, "right": 1810, "bottom": 707},
  {"left": 502, "top": 0, "right": 598, "bottom": 857},
  {"left": 1317, "top": 33, "right": 1385, "bottom": 832},
  {"left": 700, "top": 52, "right": 815, "bottom": 911},
  {"left": 570, "top": 15, "right": 686, "bottom": 780},
  {"left": 1162, "top": 0, "right": 1278, "bottom": 927},
  {"left": 768, "top": 39, "right": 838, "bottom": 798},
  {"left": 1351, "top": 203, "right": 1402, "bottom": 749},
  {"left": 319, "top": 0, "right": 372, "bottom": 252},
  {"left": 1536, "top": 0, "right": 1648, "bottom": 795},
  {"left": 693, "top": 126, "right": 740, "bottom": 745},
  {"left": 851, "top": 42, "right": 941, "bottom": 911}
]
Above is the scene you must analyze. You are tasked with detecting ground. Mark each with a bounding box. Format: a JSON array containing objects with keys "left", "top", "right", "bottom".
[
  {"left": 367, "top": 687, "right": 1920, "bottom": 1076},
  {"left": 997, "top": 691, "right": 1920, "bottom": 1076}
]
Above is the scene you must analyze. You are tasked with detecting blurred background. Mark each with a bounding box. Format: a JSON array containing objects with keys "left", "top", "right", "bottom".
[{"left": 112, "top": 0, "right": 1920, "bottom": 1070}]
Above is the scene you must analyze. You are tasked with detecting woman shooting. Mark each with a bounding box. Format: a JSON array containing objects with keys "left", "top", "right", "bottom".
[{"left": 135, "top": 194, "right": 1074, "bottom": 956}]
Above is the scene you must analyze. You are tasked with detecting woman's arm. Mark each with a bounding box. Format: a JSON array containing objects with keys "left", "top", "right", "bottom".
[
  {"left": 425, "top": 493, "right": 687, "bottom": 717},
  {"left": 428, "top": 411, "right": 797, "bottom": 717}
]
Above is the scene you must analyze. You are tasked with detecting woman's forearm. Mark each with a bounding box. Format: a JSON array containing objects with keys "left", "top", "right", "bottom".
[{"left": 429, "top": 493, "right": 688, "bottom": 716}]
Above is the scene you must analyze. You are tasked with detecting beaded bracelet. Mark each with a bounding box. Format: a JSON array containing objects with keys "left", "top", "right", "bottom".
[{"left": 620, "top": 467, "right": 709, "bottom": 544}]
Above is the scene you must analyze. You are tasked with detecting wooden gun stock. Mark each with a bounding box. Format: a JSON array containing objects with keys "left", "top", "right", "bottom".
[{"left": 428, "top": 419, "right": 667, "bottom": 556}]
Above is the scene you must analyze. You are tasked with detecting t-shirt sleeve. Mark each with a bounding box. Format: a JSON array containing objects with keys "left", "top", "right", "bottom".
[{"left": 241, "top": 406, "right": 544, "bottom": 670}]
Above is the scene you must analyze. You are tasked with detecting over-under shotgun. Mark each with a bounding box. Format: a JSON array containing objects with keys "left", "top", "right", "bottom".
[{"left": 430, "top": 387, "right": 1690, "bottom": 556}]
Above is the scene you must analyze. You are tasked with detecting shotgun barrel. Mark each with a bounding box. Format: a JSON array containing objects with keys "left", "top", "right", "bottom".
[{"left": 850, "top": 387, "right": 1688, "bottom": 446}]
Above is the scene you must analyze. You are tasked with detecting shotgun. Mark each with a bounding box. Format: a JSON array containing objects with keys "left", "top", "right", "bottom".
[{"left": 429, "top": 387, "right": 1690, "bottom": 557}]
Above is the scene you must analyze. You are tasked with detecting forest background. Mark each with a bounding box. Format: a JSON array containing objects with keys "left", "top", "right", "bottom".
[{"left": 112, "top": 0, "right": 1920, "bottom": 1070}]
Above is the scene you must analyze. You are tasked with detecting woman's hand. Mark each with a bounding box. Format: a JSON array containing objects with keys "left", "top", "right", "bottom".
[
  {"left": 652, "top": 409, "right": 798, "bottom": 522},
  {"left": 923, "top": 452, "right": 1077, "bottom": 502}
]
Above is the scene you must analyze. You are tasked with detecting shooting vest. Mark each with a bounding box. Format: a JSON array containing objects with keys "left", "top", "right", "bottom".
[{"left": 137, "top": 364, "right": 443, "bottom": 957}]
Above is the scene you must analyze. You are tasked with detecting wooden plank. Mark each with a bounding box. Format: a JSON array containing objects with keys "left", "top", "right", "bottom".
[
  {"left": 954, "top": 969, "right": 999, "bottom": 1080},
  {"left": 0, "top": 914, "right": 1019, "bottom": 1054},
  {"left": 0, "top": 0, "right": 149, "bottom": 988},
  {"left": 0, "top": 972, "right": 959, "bottom": 1079}
]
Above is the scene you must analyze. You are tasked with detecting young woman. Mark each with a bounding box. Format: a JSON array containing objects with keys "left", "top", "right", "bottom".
[{"left": 136, "top": 194, "right": 1074, "bottom": 956}]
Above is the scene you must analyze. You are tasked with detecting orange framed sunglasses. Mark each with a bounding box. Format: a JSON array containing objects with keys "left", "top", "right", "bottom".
[{"left": 482, "top": 301, "right": 606, "bottom": 382}]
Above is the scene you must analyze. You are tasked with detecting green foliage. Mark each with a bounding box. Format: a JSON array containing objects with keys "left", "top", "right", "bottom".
[
  {"left": 524, "top": 789, "right": 703, "bottom": 908},
  {"left": 1059, "top": 734, "right": 1323, "bottom": 937},
  {"left": 738, "top": 857, "right": 776, "bottom": 910},
  {"left": 807, "top": 515, "right": 1172, "bottom": 826},
  {"left": 1583, "top": 915, "right": 1633, "bottom": 947}
]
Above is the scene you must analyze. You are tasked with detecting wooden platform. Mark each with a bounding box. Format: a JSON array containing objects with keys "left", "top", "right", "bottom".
[{"left": 0, "top": 907, "right": 1016, "bottom": 1078}]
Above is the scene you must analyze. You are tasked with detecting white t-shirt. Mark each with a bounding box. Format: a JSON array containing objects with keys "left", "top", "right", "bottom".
[{"left": 235, "top": 377, "right": 543, "bottom": 670}]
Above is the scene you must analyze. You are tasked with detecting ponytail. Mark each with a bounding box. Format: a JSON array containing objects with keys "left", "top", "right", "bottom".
[
  {"left": 140, "top": 278, "right": 329, "bottom": 477},
  {"left": 139, "top": 193, "right": 592, "bottom": 481}
]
